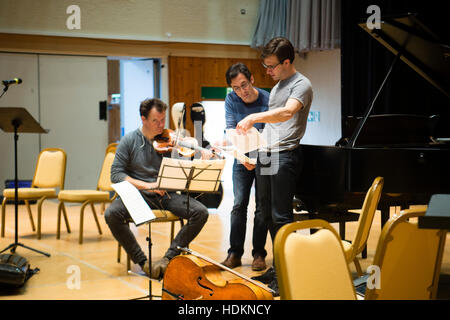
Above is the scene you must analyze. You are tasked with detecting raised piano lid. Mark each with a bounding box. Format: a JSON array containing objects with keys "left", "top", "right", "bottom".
[
  {"left": 358, "top": 13, "right": 450, "bottom": 99},
  {"left": 346, "top": 14, "right": 450, "bottom": 148}
]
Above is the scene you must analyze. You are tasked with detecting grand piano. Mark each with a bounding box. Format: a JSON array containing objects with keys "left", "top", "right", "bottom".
[{"left": 295, "top": 14, "right": 450, "bottom": 232}]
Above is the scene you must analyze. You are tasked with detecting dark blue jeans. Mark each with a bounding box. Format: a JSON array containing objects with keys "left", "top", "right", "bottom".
[
  {"left": 256, "top": 147, "right": 303, "bottom": 242},
  {"left": 105, "top": 191, "right": 208, "bottom": 265},
  {"left": 228, "top": 160, "right": 268, "bottom": 258}
]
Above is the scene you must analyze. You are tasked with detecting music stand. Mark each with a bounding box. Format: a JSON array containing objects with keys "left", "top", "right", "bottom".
[
  {"left": 157, "top": 158, "right": 224, "bottom": 217},
  {"left": 0, "top": 107, "right": 50, "bottom": 257},
  {"left": 133, "top": 158, "right": 223, "bottom": 300}
]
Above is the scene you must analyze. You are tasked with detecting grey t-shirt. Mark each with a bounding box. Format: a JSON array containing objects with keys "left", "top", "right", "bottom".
[
  {"left": 111, "top": 128, "right": 166, "bottom": 184},
  {"left": 262, "top": 72, "right": 313, "bottom": 152}
]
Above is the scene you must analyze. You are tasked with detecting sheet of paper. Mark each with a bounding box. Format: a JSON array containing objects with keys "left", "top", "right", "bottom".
[
  {"left": 225, "top": 127, "right": 266, "bottom": 153},
  {"left": 156, "top": 158, "right": 193, "bottom": 190},
  {"left": 217, "top": 143, "right": 257, "bottom": 165},
  {"left": 227, "top": 148, "right": 257, "bottom": 165},
  {"left": 111, "top": 181, "right": 156, "bottom": 226},
  {"left": 190, "top": 159, "right": 226, "bottom": 192}
]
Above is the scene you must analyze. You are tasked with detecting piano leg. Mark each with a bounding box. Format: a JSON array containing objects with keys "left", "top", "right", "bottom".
[
  {"left": 339, "top": 222, "right": 345, "bottom": 239},
  {"left": 381, "top": 205, "right": 390, "bottom": 228},
  {"left": 362, "top": 246, "right": 367, "bottom": 259}
]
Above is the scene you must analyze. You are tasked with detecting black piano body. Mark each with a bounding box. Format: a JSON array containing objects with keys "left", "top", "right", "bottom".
[
  {"left": 295, "top": 14, "right": 450, "bottom": 229},
  {"left": 297, "top": 139, "right": 450, "bottom": 226}
]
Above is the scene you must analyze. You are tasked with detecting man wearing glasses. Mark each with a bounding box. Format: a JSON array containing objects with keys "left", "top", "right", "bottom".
[
  {"left": 218, "top": 63, "right": 270, "bottom": 272},
  {"left": 236, "top": 37, "right": 313, "bottom": 296}
]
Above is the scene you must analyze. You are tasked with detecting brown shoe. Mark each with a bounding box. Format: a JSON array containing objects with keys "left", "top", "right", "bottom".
[
  {"left": 221, "top": 253, "right": 241, "bottom": 269},
  {"left": 252, "top": 255, "right": 266, "bottom": 271}
]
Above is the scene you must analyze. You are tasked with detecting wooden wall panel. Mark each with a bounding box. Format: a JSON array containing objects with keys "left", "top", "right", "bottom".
[
  {"left": 0, "top": 33, "right": 260, "bottom": 59},
  {"left": 169, "top": 56, "right": 276, "bottom": 133}
]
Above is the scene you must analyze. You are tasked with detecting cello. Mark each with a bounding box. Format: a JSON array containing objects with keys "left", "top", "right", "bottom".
[{"left": 162, "top": 247, "right": 274, "bottom": 300}]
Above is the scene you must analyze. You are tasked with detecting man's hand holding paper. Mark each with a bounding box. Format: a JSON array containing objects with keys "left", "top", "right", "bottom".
[
  {"left": 222, "top": 127, "right": 266, "bottom": 169},
  {"left": 236, "top": 114, "right": 255, "bottom": 135}
]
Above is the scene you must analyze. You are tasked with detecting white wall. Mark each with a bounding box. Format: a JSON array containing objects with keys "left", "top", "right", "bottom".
[
  {"left": 0, "top": 53, "right": 108, "bottom": 191},
  {"left": 0, "top": 0, "right": 260, "bottom": 45},
  {"left": 295, "top": 49, "right": 342, "bottom": 146},
  {"left": 0, "top": 53, "right": 40, "bottom": 188},
  {"left": 39, "top": 55, "right": 108, "bottom": 189},
  {"left": 120, "top": 59, "right": 154, "bottom": 136}
]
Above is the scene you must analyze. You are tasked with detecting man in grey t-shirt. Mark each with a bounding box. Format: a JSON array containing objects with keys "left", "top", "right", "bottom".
[{"left": 236, "top": 37, "right": 313, "bottom": 296}]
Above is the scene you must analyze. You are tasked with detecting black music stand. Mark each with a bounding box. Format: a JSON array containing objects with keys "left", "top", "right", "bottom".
[
  {"left": 129, "top": 211, "right": 174, "bottom": 301},
  {"left": 157, "top": 158, "right": 224, "bottom": 219},
  {"left": 137, "top": 159, "right": 223, "bottom": 300},
  {"left": 0, "top": 107, "right": 50, "bottom": 257}
]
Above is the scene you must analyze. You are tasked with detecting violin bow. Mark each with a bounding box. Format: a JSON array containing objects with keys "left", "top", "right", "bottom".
[
  {"left": 177, "top": 140, "right": 225, "bottom": 160},
  {"left": 177, "top": 247, "right": 275, "bottom": 294}
]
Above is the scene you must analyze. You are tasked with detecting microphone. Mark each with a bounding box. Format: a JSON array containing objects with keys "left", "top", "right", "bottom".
[{"left": 2, "top": 78, "right": 22, "bottom": 86}]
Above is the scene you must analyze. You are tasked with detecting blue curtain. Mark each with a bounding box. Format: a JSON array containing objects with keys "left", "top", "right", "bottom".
[
  {"left": 252, "top": 0, "right": 341, "bottom": 53},
  {"left": 251, "top": 0, "right": 288, "bottom": 48}
]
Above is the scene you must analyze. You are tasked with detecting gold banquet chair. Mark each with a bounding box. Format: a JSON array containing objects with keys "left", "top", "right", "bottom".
[
  {"left": 341, "top": 176, "right": 384, "bottom": 276},
  {"left": 364, "top": 208, "right": 447, "bottom": 300},
  {"left": 274, "top": 219, "right": 357, "bottom": 300},
  {"left": 1, "top": 148, "right": 68, "bottom": 239},
  {"left": 57, "top": 147, "right": 116, "bottom": 244},
  {"left": 100, "top": 142, "right": 118, "bottom": 215}
]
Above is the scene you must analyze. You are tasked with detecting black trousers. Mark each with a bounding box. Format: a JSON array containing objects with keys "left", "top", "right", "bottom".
[
  {"left": 256, "top": 147, "right": 303, "bottom": 243},
  {"left": 105, "top": 191, "right": 208, "bottom": 265}
]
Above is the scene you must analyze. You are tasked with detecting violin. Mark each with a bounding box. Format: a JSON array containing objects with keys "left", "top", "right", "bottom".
[
  {"left": 153, "top": 128, "right": 225, "bottom": 159},
  {"left": 162, "top": 248, "right": 274, "bottom": 300},
  {"left": 153, "top": 128, "right": 199, "bottom": 158}
]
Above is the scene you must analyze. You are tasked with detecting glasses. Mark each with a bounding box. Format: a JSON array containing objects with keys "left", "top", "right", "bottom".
[
  {"left": 262, "top": 62, "right": 281, "bottom": 70},
  {"left": 232, "top": 81, "right": 250, "bottom": 92}
]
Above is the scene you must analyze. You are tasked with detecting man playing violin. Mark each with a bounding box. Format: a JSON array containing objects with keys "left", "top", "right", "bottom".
[{"left": 104, "top": 98, "right": 209, "bottom": 279}]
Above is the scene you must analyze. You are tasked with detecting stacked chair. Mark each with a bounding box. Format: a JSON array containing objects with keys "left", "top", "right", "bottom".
[{"left": 275, "top": 203, "right": 447, "bottom": 299}]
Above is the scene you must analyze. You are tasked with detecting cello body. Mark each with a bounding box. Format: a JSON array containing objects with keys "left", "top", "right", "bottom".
[{"left": 162, "top": 255, "right": 273, "bottom": 300}]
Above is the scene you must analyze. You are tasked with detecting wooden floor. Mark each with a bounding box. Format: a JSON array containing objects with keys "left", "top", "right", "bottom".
[{"left": 1, "top": 190, "right": 449, "bottom": 300}]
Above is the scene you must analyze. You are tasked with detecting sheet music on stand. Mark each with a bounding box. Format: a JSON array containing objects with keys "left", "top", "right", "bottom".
[
  {"left": 156, "top": 158, "right": 225, "bottom": 193},
  {"left": 112, "top": 181, "right": 160, "bottom": 226}
]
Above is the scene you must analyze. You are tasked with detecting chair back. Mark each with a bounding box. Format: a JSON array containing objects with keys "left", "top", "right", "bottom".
[
  {"left": 365, "top": 208, "right": 447, "bottom": 300},
  {"left": 349, "top": 176, "right": 384, "bottom": 259},
  {"left": 32, "top": 148, "right": 67, "bottom": 189},
  {"left": 97, "top": 149, "right": 116, "bottom": 192},
  {"left": 105, "top": 142, "right": 118, "bottom": 155},
  {"left": 274, "top": 219, "right": 357, "bottom": 300}
]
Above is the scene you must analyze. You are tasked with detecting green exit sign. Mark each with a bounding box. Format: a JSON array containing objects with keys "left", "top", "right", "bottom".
[
  {"left": 201, "top": 87, "right": 232, "bottom": 100},
  {"left": 201, "top": 87, "right": 271, "bottom": 100}
]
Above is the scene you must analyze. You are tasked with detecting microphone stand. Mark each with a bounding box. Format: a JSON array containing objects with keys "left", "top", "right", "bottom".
[
  {"left": 0, "top": 84, "right": 9, "bottom": 99},
  {"left": 0, "top": 117, "right": 50, "bottom": 257}
]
